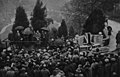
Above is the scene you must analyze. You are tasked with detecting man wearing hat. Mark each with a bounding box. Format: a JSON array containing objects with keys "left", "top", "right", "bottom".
[
  {"left": 104, "top": 58, "right": 111, "bottom": 77},
  {"left": 34, "top": 65, "right": 42, "bottom": 77},
  {"left": 117, "top": 52, "right": 120, "bottom": 77},
  {"left": 19, "top": 67, "right": 28, "bottom": 77},
  {"left": 6, "top": 67, "right": 15, "bottom": 77},
  {"left": 111, "top": 57, "right": 118, "bottom": 77},
  {"left": 0, "top": 67, "right": 7, "bottom": 77},
  {"left": 41, "top": 65, "right": 50, "bottom": 77}
]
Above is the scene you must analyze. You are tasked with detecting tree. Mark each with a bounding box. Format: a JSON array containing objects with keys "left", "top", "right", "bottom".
[
  {"left": 31, "top": 0, "right": 47, "bottom": 32},
  {"left": 62, "top": 0, "right": 120, "bottom": 34},
  {"left": 58, "top": 19, "right": 68, "bottom": 38},
  {"left": 101, "top": 0, "right": 120, "bottom": 12},
  {"left": 84, "top": 9, "right": 106, "bottom": 34},
  {"left": 0, "top": 39, "right": 4, "bottom": 52},
  {"left": 45, "top": 18, "right": 54, "bottom": 26},
  {"left": 12, "top": 6, "right": 29, "bottom": 33},
  {"left": 62, "top": 0, "right": 91, "bottom": 35},
  {"left": 51, "top": 27, "right": 58, "bottom": 39},
  {"left": 0, "top": 39, "right": 2, "bottom": 46},
  {"left": 69, "top": 26, "right": 75, "bottom": 37}
]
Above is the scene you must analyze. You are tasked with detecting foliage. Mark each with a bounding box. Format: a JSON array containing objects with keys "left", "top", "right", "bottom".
[
  {"left": 62, "top": 0, "right": 120, "bottom": 34},
  {"left": 58, "top": 19, "right": 68, "bottom": 38},
  {"left": 0, "top": 39, "right": 4, "bottom": 50},
  {"left": 50, "top": 27, "right": 58, "bottom": 39},
  {"left": 62, "top": 0, "right": 90, "bottom": 34},
  {"left": 69, "top": 26, "right": 75, "bottom": 37},
  {"left": 45, "top": 18, "right": 54, "bottom": 26},
  {"left": 84, "top": 9, "right": 106, "bottom": 34},
  {"left": 31, "top": 0, "right": 47, "bottom": 32},
  {"left": 12, "top": 6, "right": 29, "bottom": 33}
]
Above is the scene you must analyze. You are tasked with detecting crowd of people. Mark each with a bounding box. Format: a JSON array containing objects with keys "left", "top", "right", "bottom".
[{"left": 0, "top": 38, "right": 120, "bottom": 77}]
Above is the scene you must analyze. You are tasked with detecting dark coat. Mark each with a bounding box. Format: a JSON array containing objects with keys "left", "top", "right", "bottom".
[
  {"left": 91, "top": 62, "right": 99, "bottom": 77},
  {"left": 111, "top": 62, "right": 118, "bottom": 77},
  {"left": 117, "top": 56, "right": 120, "bottom": 77},
  {"left": 104, "top": 63, "right": 111, "bottom": 77},
  {"left": 34, "top": 69, "right": 42, "bottom": 77},
  {"left": 27, "top": 69, "right": 34, "bottom": 77},
  {"left": 41, "top": 68, "right": 50, "bottom": 77},
  {"left": 6, "top": 70, "right": 15, "bottom": 77},
  {"left": 0, "top": 69, "right": 7, "bottom": 77},
  {"left": 97, "top": 62, "right": 104, "bottom": 77},
  {"left": 19, "top": 72, "right": 28, "bottom": 77},
  {"left": 84, "top": 67, "right": 91, "bottom": 77}
]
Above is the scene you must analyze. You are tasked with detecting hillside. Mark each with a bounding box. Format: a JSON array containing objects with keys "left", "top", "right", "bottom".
[
  {"left": 0, "top": 0, "right": 68, "bottom": 31},
  {"left": 0, "top": 0, "right": 69, "bottom": 40},
  {"left": 0, "top": 0, "right": 34, "bottom": 31}
]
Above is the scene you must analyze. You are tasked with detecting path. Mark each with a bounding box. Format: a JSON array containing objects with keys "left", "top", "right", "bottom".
[
  {"left": 0, "top": 18, "right": 14, "bottom": 35},
  {"left": 108, "top": 20, "right": 120, "bottom": 51}
]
